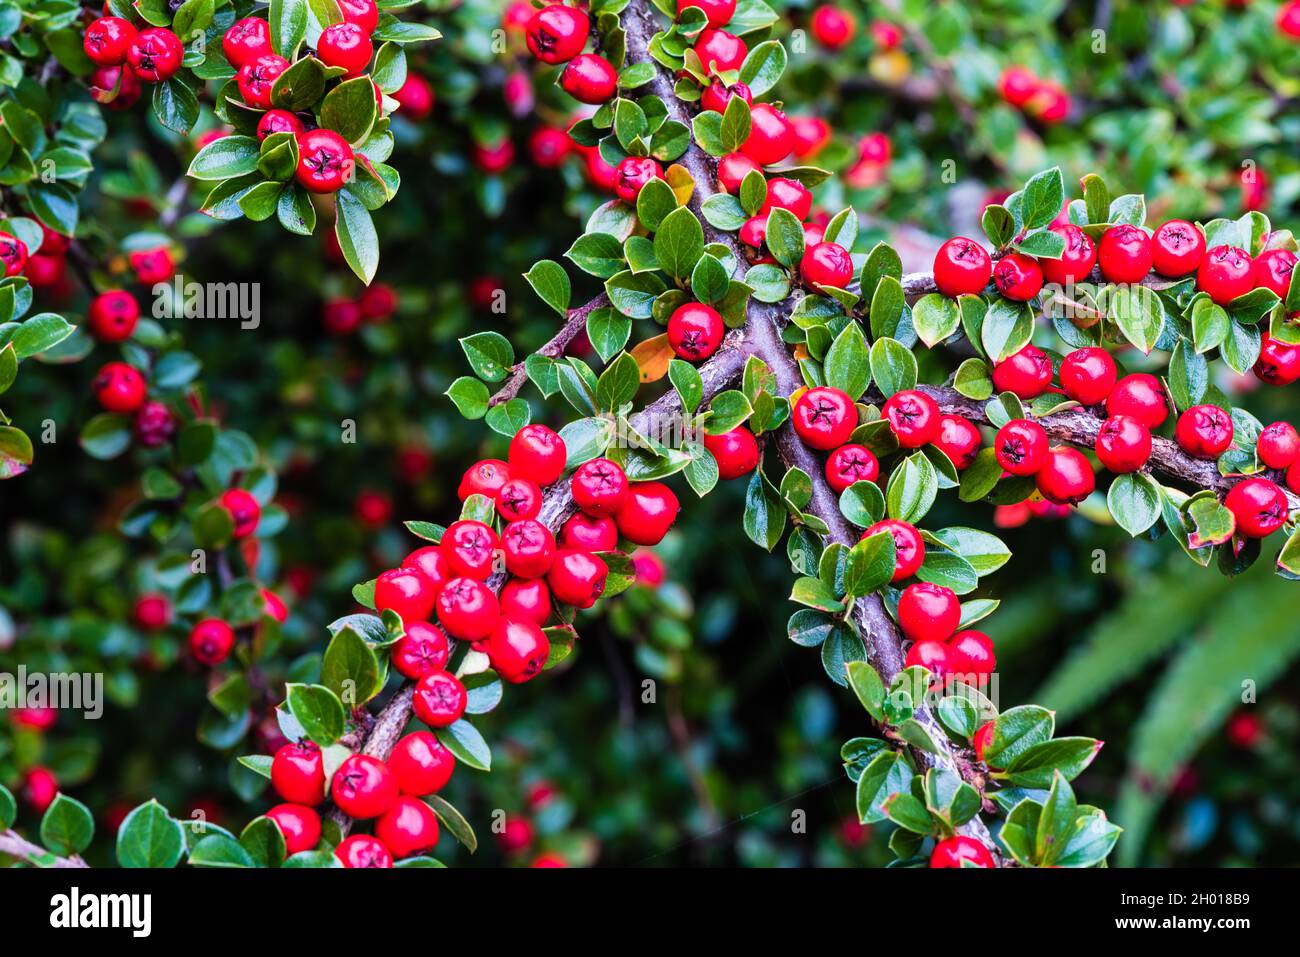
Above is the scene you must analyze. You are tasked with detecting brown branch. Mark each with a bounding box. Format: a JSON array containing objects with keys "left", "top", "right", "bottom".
[
  {"left": 0, "top": 829, "right": 88, "bottom": 868},
  {"left": 489, "top": 294, "right": 610, "bottom": 407}
]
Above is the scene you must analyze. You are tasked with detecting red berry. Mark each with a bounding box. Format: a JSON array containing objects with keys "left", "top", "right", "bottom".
[
  {"left": 501, "top": 519, "right": 556, "bottom": 578},
  {"left": 1040, "top": 224, "right": 1096, "bottom": 286},
  {"left": 572, "top": 458, "right": 633, "bottom": 519},
  {"left": 361, "top": 285, "right": 400, "bottom": 322},
  {"left": 1036, "top": 446, "right": 1095, "bottom": 505},
  {"left": 391, "top": 621, "right": 450, "bottom": 679},
  {"left": 1288, "top": 459, "right": 1300, "bottom": 495},
  {"left": 991, "top": 344, "right": 1052, "bottom": 399},
  {"left": 402, "top": 546, "right": 452, "bottom": 596},
  {"left": 478, "top": 618, "right": 550, "bottom": 683},
  {"left": 393, "top": 73, "right": 435, "bottom": 119},
  {"left": 825, "top": 444, "right": 879, "bottom": 492},
  {"left": 257, "top": 108, "right": 305, "bottom": 140},
  {"left": 1255, "top": 333, "right": 1300, "bottom": 386},
  {"left": 739, "top": 215, "right": 767, "bottom": 248},
  {"left": 718, "top": 152, "right": 763, "bottom": 193},
  {"left": 1280, "top": 0, "right": 1300, "bottom": 36},
  {"left": 1197, "top": 246, "right": 1253, "bottom": 305},
  {"left": 898, "top": 582, "right": 960, "bottom": 643},
  {"left": 1175, "top": 404, "right": 1234, "bottom": 460},
  {"left": 441, "top": 520, "right": 499, "bottom": 581},
  {"left": 134, "top": 401, "right": 176, "bottom": 448},
  {"left": 870, "top": 20, "right": 903, "bottom": 50},
  {"left": 1254, "top": 248, "right": 1297, "bottom": 298},
  {"left": 271, "top": 741, "right": 325, "bottom": 805},
  {"left": 500, "top": 578, "right": 552, "bottom": 626},
  {"left": 994, "top": 419, "right": 1048, "bottom": 476},
  {"left": 740, "top": 103, "right": 793, "bottom": 166},
  {"left": 126, "top": 27, "right": 183, "bottom": 82},
  {"left": 22, "top": 768, "right": 58, "bottom": 814},
  {"left": 793, "top": 386, "right": 858, "bottom": 450},
  {"left": 375, "top": 796, "right": 440, "bottom": 859},
  {"left": 560, "top": 53, "right": 618, "bottom": 104},
  {"left": 134, "top": 594, "right": 171, "bottom": 631},
  {"left": 335, "top": 834, "right": 392, "bottom": 867},
  {"left": 1095, "top": 415, "right": 1152, "bottom": 474},
  {"left": 375, "top": 566, "right": 438, "bottom": 623},
  {"left": 703, "top": 427, "right": 760, "bottom": 480},
  {"left": 1059, "top": 347, "right": 1117, "bottom": 405},
  {"left": 559, "top": 513, "right": 618, "bottom": 551},
  {"left": 667, "top": 302, "right": 724, "bottom": 361},
  {"left": 546, "top": 550, "right": 608, "bottom": 608},
  {"left": 613, "top": 156, "right": 664, "bottom": 203},
  {"left": 997, "top": 66, "right": 1038, "bottom": 107},
  {"left": 389, "top": 731, "right": 455, "bottom": 796},
  {"left": 1106, "top": 373, "right": 1168, "bottom": 428},
  {"left": 615, "top": 481, "right": 680, "bottom": 546},
  {"left": 948, "top": 629, "right": 995, "bottom": 676},
  {"left": 435, "top": 577, "right": 500, "bottom": 640},
  {"left": 1151, "top": 219, "right": 1206, "bottom": 278},
  {"left": 459, "top": 459, "right": 511, "bottom": 499},
  {"left": 129, "top": 247, "right": 174, "bottom": 284},
  {"left": 930, "top": 415, "right": 981, "bottom": 469},
  {"left": 84, "top": 17, "right": 136, "bottom": 67},
  {"left": 92, "top": 361, "right": 146, "bottom": 414},
  {"left": 90, "top": 65, "right": 142, "bottom": 109},
  {"left": 930, "top": 835, "right": 994, "bottom": 868},
  {"left": 800, "top": 241, "right": 854, "bottom": 289},
  {"left": 973, "top": 721, "right": 996, "bottom": 766},
  {"left": 862, "top": 519, "right": 924, "bottom": 582},
  {"left": 412, "top": 671, "right": 467, "bottom": 728},
  {"left": 933, "top": 237, "right": 992, "bottom": 297},
  {"left": 694, "top": 27, "right": 747, "bottom": 73},
  {"left": 295, "top": 128, "right": 355, "bottom": 193},
  {"left": 811, "top": 5, "right": 856, "bottom": 49},
  {"left": 0, "top": 233, "right": 26, "bottom": 278},
  {"left": 678, "top": 0, "right": 737, "bottom": 28},
  {"left": 332, "top": 753, "right": 398, "bottom": 819},
  {"left": 1025, "top": 82, "right": 1070, "bottom": 123},
  {"left": 761, "top": 177, "right": 813, "bottom": 219},
  {"left": 339, "top": 0, "right": 379, "bottom": 33},
  {"left": 499, "top": 818, "right": 535, "bottom": 853},
  {"left": 474, "top": 139, "right": 515, "bottom": 174},
  {"left": 1258, "top": 421, "right": 1300, "bottom": 469},
  {"left": 791, "top": 115, "right": 831, "bottom": 158},
  {"left": 529, "top": 127, "right": 570, "bottom": 170},
  {"left": 88, "top": 290, "right": 139, "bottom": 342},
  {"left": 904, "top": 639, "right": 949, "bottom": 674},
  {"left": 526, "top": 4, "right": 589, "bottom": 64},
  {"left": 1097, "top": 225, "right": 1153, "bottom": 284},
  {"left": 266, "top": 804, "right": 321, "bottom": 855},
  {"left": 223, "top": 17, "right": 272, "bottom": 68},
  {"left": 993, "top": 252, "right": 1044, "bottom": 301},
  {"left": 883, "top": 389, "right": 941, "bottom": 448},
  {"left": 318, "top": 22, "right": 373, "bottom": 76},
  {"left": 700, "top": 78, "right": 751, "bottom": 114},
  {"left": 496, "top": 477, "right": 543, "bottom": 522},
  {"left": 189, "top": 618, "right": 235, "bottom": 666},
  {"left": 508, "top": 424, "right": 568, "bottom": 485},
  {"left": 237, "top": 53, "right": 290, "bottom": 108},
  {"left": 1224, "top": 477, "right": 1289, "bottom": 538},
  {"left": 322, "top": 297, "right": 363, "bottom": 335}
]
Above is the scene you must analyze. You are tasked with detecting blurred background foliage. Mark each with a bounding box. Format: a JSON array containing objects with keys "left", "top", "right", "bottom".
[{"left": 4, "top": 0, "right": 1300, "bottom": 866}]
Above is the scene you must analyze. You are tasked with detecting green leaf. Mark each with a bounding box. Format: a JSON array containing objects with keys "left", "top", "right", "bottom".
[
  {"left": 844, "top": 530, "right": 895, "bottom": 597},
  {"left": 743, "top": 468, "right": 786, "bottom": 551},
  {"left": 152, "top": 78, "right": 199, "bottom": 134},
  {"left": 823, "top": 322, "right": 870, "bottom": 400},
  {"left": 669, "top": 358, "right": 703, "bottom": 412},
  {"left": 764, "top": 207, "right": 805, "bottom": 270},
  {"left": 425, "top": 794, "right": 477, "bottom": 853},
  {"left": 654, "top": 206, "right": 705, "bottom": 280},
  {"left": 459, "top": 331, "right": 514, "bottom": 383},
  {"left": 321, "top": 626, "right": 382, "bottom": 706},
  {"left": 886, "top": 452, "right": 938, "bottom": 524},
  {"left": 285, "top": 683, "right": 346, "bottom": 746},
  {"left": 839, "top": 480, "right": 885, "bottom": 528},
  {"left": 954, "top": 358, "right": 993, "bottom": 400},
  {"left": 912, "top": 293, "right": 961, "bottom": 348},
  {"left": 856, "top": 751, "right": 912, "bottom": 824},
  {"left": 1107, "top": 472, "right": 1161, "bottom": 537},
  {"left": 869, "top": 337, "right": 917, "bottom": 396},
  {"left": 738, "top": 39, "right": 786, "bottom": 95},
  {"left": 240, "top": 816, "right": 288, "bottom": 867},
  {"left": 595, "top": 352, "right": 641, "bottom": 410},
  {"left": 445, "top": 376, "right": 490, "bottom": 419},
  {"left": 846, "top": 660, "right": 886, "bottom": 721},
  {"left": 187, "top": 135, "right": 261, "bottom": 180},
  {"left": 788, "top": 608, "right": 834, "bottom": 647},
  {"left": 566, "top": 233, "right": 626, "bottom": 278},
  {"left": 335, "top": 191, "right": 379, "bottom": 284},
  {"left": 435, "top": 719, "right": 491, "bottom": 771},
  {"left": 40, "top": 794, "right": 94, "bottom": 856},
  {"left": 79, "top": 413, "right": 132, "bottom": 460},
  {"left": 0, "top": 426, "right": 33, "bottom": 478},
  {"left": 981, "top": 297, "right": 1034, "bottom": 362},
  {"left": 1108, "top": 284, "right": 1164, "bottom": 355},
  {"left": 1020, "top": 166, "right": 1065, "bottom": 230},
  {"left": 10, "top": 312, "right": 74, "bottom": 358},
  {"left": 189, "top": 834, "right": 255, "bottom": 868},
  {"left": 321, "top": 76, "right": 378, "bottom": 144}
]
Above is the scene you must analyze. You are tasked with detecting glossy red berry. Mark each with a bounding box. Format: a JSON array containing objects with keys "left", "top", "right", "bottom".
[
  {"left": 84, "top": 17, "right": 136, "bottom": 66},
  {"left": 0, "top": 233, "right": 26, "bottom": 278},
  {"left": 1254, "top": 248, "right": 1297, "bottom": 298},
  {"left": 1059, "top": 347, "right": 1117, "bottom": 405},
  {"left": 496, "top": 477, "right": 543, "bottom": 522},
  {"left": 739, "top": 215, "right": 767, "bottom": 248},
  {"left": 500, "top": 578, "right": 552, "bottom": 626},
  {"left": 1197, "top": 245, "right": 1253, "bottom": 305},
  {"left": 994, "top": 419, "right": 1048, "bottom": 476},
  {"left": 740, "top": 103, "right": 793, "bottom": 166},
  {"left": 615, "top": 482, "right": 680, "bottom": 546},
  {"left": 129, "top": 247, "right": 174, "bottom": 284},
  {"left": 1094, "top": 415, "right": 1151, "bottom": 474},
  {"left": 295, "top": 128, "right": 354, "bottom": 193},
  {"left": 134, "top": 401, "right": 175, "bottom": 448},
  {"left": 526, "top": 4, "right": 589, "bottom": 64},
  {"left": 92, "top": 361, "right": 146, "bottom": 414},
  {"left": 933, "top": 238, "right": 992, "bottom": 298},
  {"left": 393, "top": 73, "right": 435, "bottom": 119},
  {"left": 441, "top": 520, "right": 499, "bottom": 580},
  {"left": 23, "top": 768, "right": 58, "bottom": 814},
  {"left": 994, "top": 252, "right": 1044, "bottom": 301},
  {"left": 546, "top": 550, "right": 608, "bottom": 608},
  {"left": 1175, "top": 404, "right": 1234, "bottom": 460},
  {"left": 904, "top": 639, "right": 949, "bottom": 675},
  {"left": 223, "top": 17, "right": 272, "bottom": 68},
  {"left": 561, "top": 53, "right": 618, "bottom": 104},
  {"left": 703, "top": 427, "right": 760, "bottom": 480},
  {"left": 332, "top": 753, "right": 398, "bottom": 819},
  {"left": 559, "top": 513, "right": 618, "bottom": 551},
  {"left": 572, "top": 457, "right": 630, "bottom": 516},
  {"left": 1255, "top": 333, "right": 1300, "bottom": 386},
  {"left": 1106, "top": 373, "right": 1169, "bottom": 428},
  {"left": 478, "top": 618, "right": 550, "bottom": 683},
  {"left": 791, "top": 115, "right": 831, "bottom": 158},
  {"left": 930, "top": 835, "right": 994, "bottom": 868},
  {"left": 402, "top": 546, "right": 452, "bottom": 597},
  {"left": 1097, "top": 224, "right": 1153, "bottom": 284},
  {"left": 1224, "top": 477, "right": 1289, "bottom": 538},
  {"left": 389, "top": 731, "right": 455, "bottom": 796},
  {"left": 335, "top": 834, "right": 392, "bottom": 868},
  {"left": 1036, "top": 446, "right": 1095, "bottom": 505},
  {"left": 435, "top": 577, "right": 500, "bottom": 640},
  {"left": 613, "top": 156, "right": 663, "bottom": 203},
  {"left": 948, "top": 629, "right": 995, "bottom": 676},
  {"left": 318, "top": 22, "right": 373, "bottom": 76},
  {"left": 695, "top": 27, "right": 746, "bottom": 73},
  {"left": 339, "top": 0, "right": 379, "bottom": 32},
  {"left": 257, "top": 108, "right": 305, "bottom": 140},
  {"left": 811, "top": 5, "right": 856, "bottom": 49},
  {"left": 412, "top": 671, "right": 467, "bottom": 728},
  {"left": 90, "top": 65, "right": 142, "bottom": 109},
  {"left": 87, "top": 290, "right": 139, "bottom": 342},
  {"left": 509, "top": 424, "right": 568, "bottom": 485},
  {"left": 931, "top": 415, "right": 981, "bottom": 469},
  {"left": 1040, "top": 224, "right": 1096, "bottom": 286},
  {"left": 500, "top": 519, "right": 555, "bottom": 579},
  {"left": 134, "top": 594, "right": 171, "bottom": 631},
  {"left": 1151, "top": 219, "right": 1206, "bottom": 278},
  {"left": 863, "top": 519, "right": 924, "bottom": 582},
  {"left": 898, "top": 582, "right": 960, "bottom": 643},
  {"left": 700, "top": 78, "right": 751, "bottom": 114},
  {"left": 678, "top": 0, "right": 737, "bottom": 28},
  {"left": 1258, "top": 421, "right": 1300, "bottom": 469},
  {"left": 761, "top": 177, "right": 812, "bottom": 219},
  {"left": 972, "top": 721, "right": 996, "bottom": 766},
  {"left": 793, "top": 386, "right": 857, "bottom": 450},
  {"left": 1288, "top": 460, "right": 1300, "bottom": 496},
  {"left": 668, "top": 302, "right": 724, "bottom": 361},
  {"left": 271, "top": 741, "right": 326, "bottom": 805},
  {"left": 375, "top": 796, "right": 440, "bottom": 859},
  {"left": 718, "top": 152, "right": 762, "bottom": 193},
  {"left": 883, "top": 389, "right": 941, "bottom": 448},
  {"left": 391, "top": 621, "right": 450, "bottom": 680},
  {"left": 997, "top": 66, "right": 1038, "bottom": 107},
  {"left": 238, "top": 53, "right": 290, "bottom": 108},
  {"left": 126, "top": 27, "right": 183, "bottom": 82},
  {"left": 825, "top": 444, "right": 879, "bottom": 492},
  {"left": 459, "top": 459, "right": 511, "bottom": 499},
  {"left": 800, "top": 241, "right": 853, "bottom": 289},
  {"left": 991, "top": 344, "right": 1052, "bottom": 399},
  {"left": 189, "top": 618, "right": 235, "bottom": 666},
  {"left": 266, "top": 804, "right": 321, "bottom": 855},
  {"left": 375, "top": 566, "right": 438, "bottom": 623}
]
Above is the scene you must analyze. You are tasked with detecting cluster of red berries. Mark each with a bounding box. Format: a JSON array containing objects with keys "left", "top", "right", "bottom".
[
  {"left": 320, "top": 283, "right": 399, "bottom": 335},
  {"left": 89, "top": 356, "right": 177, "bottom": 450},
  {"left": 1, "top": 222, "right": 75, "bottom": 290},
  {"left": 996, "top": 65, "right": 1071, "bottom": 124},
  {"left": 898, "top": 581, "right": 996, "bottom": 680},
  {"left": 524, "top": 3, "right": 617, "bottom": 106},
  {"left": 83, "top": 16, "right": 184, "bottom": 85}
]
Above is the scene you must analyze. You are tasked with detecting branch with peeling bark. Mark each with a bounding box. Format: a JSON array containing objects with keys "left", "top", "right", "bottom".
[{"left": 0, "top": 828, "right": 87, "bottom": 868}]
